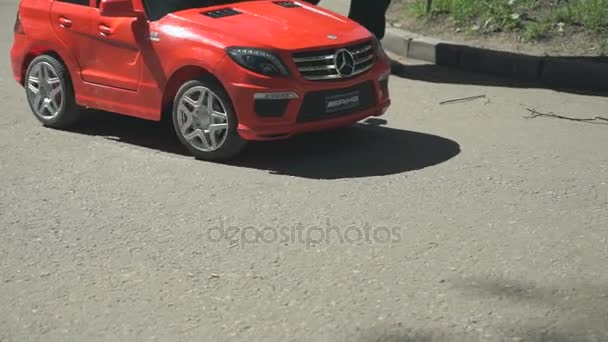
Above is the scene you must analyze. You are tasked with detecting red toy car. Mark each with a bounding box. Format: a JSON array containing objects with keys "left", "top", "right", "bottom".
[{"left": 11, "top": 0, "right": 391, "bottom": 160}]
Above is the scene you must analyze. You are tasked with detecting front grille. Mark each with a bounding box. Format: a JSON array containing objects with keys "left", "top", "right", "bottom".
[
  {"left": 292, "top": 41, "right": 375, "bottom": 81},
  {"left": 297, "top": 81, "right": 376, "bottom": 122}
]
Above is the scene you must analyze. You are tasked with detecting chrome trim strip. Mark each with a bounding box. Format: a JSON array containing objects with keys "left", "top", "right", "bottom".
[
  {"left": 298, "top": 64, "right": 337, "bottom": 72},
  {"left": 303, "top": 74, "right": 343, "bottom": 81},
  {"left": 293, "top": 54, "right": 335, "bottom": 63}
]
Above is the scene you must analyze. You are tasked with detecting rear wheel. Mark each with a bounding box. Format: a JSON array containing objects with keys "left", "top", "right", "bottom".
[
  {"left": 24, "top": 54, "right": 82, "bottom": 129},
  {"left": 172, "top": 78, "right": 246, "bottom": 161}
]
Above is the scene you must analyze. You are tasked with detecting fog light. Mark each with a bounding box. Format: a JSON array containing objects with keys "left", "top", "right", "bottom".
[
  {"left": 253, "top": 92, "right": 298, "bottom": 100},
  {"left": 382, "top": 104, "right": 390, "bottom": 113},
  {"left": 378, "top": 69, "right": 390, "bottom": 82}
]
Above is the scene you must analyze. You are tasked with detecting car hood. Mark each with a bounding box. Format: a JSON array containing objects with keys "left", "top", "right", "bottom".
[{"left": 165, "top": 0, "right": 372, "bottom": 51}]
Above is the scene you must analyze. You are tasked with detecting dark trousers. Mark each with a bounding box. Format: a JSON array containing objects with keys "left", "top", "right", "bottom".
[
  {"left": 302, "top": 0, "right": 392, "bottom": 39},
  {"left": 348, "top": 0, "right": 392, "bottom": 39}
]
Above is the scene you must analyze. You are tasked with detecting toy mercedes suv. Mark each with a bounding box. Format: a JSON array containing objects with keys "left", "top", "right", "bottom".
[{"left": 11, "top": 0, "right": 392, "bottom": 160}]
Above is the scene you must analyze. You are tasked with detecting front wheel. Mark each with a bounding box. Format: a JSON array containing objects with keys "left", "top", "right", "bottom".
[{"left": 172, "top": 78, "right": 246, "bottom": 161}]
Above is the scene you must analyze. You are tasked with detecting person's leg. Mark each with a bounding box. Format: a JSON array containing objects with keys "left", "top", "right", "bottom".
[
  {"left": 374, "top": 0, "right": 392, "bottom": 40},
  {"left": 348, "top": 0, "right": 391, "bottom": 39},
  {"left": 347, "top": 0, "right": 367, "bottom": 32}
]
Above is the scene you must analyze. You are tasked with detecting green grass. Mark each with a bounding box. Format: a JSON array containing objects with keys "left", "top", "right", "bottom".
[
  {"left": 409, "top": 0, "right": 608, "bottom": 38},
  {"left": 524, "top": 21, "right": 549, "bottom": 41},
  {"left": 549, "top": 5, "right": 576, "bottom": 24},
  {"left": 569, "top": 0, "right": 608, "bottom": 31},
  {"left": 410, "top": 0, "right": 536, "bottom": 28}
]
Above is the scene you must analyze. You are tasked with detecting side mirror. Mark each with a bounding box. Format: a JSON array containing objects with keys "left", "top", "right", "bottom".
[{"left": 100, "top": 0, "right": 139, "bottom": 17}]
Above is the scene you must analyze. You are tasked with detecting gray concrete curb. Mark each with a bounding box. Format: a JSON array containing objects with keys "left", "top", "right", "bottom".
[{"left": 381, "top": 27, "right": 608, "bottom": 92}]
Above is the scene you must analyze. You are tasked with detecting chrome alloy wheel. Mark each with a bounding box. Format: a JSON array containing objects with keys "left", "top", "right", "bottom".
[
  {"left": 176, "top": 86, "right": 230, "bottom": 152},
  {"left": 26, "top": 61, "right": 63, "bottom": 120}
]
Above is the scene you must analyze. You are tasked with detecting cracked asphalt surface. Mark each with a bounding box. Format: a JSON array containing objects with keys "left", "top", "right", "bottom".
[{"left": 1, "top": 1, "right": 607, "bottom": 341}]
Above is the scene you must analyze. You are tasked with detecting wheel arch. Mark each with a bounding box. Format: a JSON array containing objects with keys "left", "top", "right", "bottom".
[
  {"left": 20, "top": 46, "right": 73, "bottom": 87},
  {"left": 160, "top": 65, "right": 228, "bottom": 123}
]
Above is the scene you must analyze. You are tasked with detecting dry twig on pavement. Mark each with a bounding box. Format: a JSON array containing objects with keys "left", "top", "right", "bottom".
[
  {"left": 440, "top": 95, "right": 486, "bottom": 105},
  {"left": 524, "top": 108, "right": 608, "bottom": 124}
]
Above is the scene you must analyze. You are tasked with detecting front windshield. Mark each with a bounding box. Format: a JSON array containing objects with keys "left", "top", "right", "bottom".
[{"left": 144, "top": 0, "right": 253, "bottom": 21}]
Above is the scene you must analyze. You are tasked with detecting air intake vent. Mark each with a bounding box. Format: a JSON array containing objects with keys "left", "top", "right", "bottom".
[
  {"left": 203, "top": 8, "right": 241, "bottom": 18},
  {"left": 274, "top": 1, "right": 300, "bottom": 8}
]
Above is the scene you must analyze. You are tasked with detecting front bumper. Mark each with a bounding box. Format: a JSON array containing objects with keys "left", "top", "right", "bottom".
[{"left": 216, "top": 52, "right": 392, "bottom": 141}]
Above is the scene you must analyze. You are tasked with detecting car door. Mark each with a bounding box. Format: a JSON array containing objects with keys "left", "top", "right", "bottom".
[
  {"left": 49, "top": 0, "right": 97, "bottom": 72},
  {"left": 79, "top": 0, "right": 141, "bottom": 91}
]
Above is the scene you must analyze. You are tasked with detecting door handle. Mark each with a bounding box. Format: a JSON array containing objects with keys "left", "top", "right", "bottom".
[
  {"left": 58, "top": 17, "right": 72, "bottom": 28},
  {"left": 98, "top": 24, "right": 113, "bottom": 37}
]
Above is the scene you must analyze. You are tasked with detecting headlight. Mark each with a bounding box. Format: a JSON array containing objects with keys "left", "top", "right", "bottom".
[
  {"left": 226, "top": 47, "right": 290, "bottom": 77},
  {"left": 371, "top": 36, "right": 388, "bottom": 60}
]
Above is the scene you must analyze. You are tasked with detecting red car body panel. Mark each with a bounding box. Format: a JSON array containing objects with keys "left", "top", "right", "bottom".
[{"left": 11, "top": 0, "right": 391, "bottom": 140}]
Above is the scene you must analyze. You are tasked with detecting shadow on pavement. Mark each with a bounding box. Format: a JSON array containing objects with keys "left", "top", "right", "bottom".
[
  {"left": 357, "top": 277, "right": 608, "bottom": 342},
  {"left": 358, "top": 326, "right": 599, "bottom": 342},
  {"left": 357, "top": 328, "right": 461, "bottom": 342},
  {"left": 450, "top": 277, "right": 608, "bottom": 341},
  {"left": 64, "top": 110, "right": 190, "bottom": 156},
  {"left": 227, "top": 119, "right": 460, "bottom": 179},
  {"left": 65, "top": 111, "right": 461, "bottom": 180},
  {"left": 390, "top": 59, "right": 608, "bottom": 98}
]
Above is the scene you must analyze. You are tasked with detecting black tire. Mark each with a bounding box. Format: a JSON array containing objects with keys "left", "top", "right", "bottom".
[
  {"left": 172, "top": 77, "right": 246, "bottom": 161},
  {"left": 24, "top": 54, "right": 82, "bottom": 129}
]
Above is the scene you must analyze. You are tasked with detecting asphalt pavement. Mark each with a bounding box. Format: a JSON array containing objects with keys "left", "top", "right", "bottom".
[{"left": 1, "top": 1, "right": 607, "bottom": 341}]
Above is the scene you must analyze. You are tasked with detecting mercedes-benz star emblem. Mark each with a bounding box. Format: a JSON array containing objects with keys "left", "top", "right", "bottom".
[{"left": 334, "top": 49, "right": 356, "bottom": 77}]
